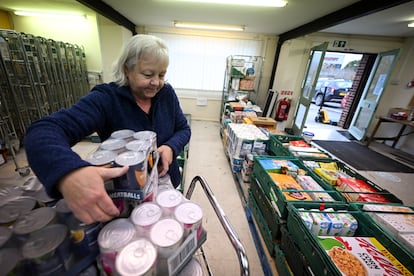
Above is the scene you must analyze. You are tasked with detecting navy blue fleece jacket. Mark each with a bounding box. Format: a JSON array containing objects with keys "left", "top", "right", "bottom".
[{"left": 24, "top": 82, "right": 191, "bottom": 198}]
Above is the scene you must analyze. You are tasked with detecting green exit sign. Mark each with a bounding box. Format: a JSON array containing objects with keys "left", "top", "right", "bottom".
[{"left": 333, "top": 40, "right": 347, "bottom": 47}]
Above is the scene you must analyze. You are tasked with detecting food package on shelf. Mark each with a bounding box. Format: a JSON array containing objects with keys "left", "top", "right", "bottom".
[
  {"left": 314, "top": 168, "right": 339, "bottom": 185},
  {"left": 257, "top": 159, "right": 300, "bottom": 173},
  {"left": 268, "top": 173, "right": 312, "bottom": 201},
  {"left": 296, "top": 175, "right": 334, "bottom": 202},
  {"left": 337, "top": 177, "right": 391, "bottom": 203},
  {"left": 318, "top": 236, "right": 412, "bottom": 275}
]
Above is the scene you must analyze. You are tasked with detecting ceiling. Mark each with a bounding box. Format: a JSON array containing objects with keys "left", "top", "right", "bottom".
[{"left": 1, "top": 0, "right": 414, "bottom": 39}]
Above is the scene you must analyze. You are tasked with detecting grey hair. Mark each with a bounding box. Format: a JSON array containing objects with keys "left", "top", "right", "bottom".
[{"left": 112, "top": 34, "right": 169, "bottom": 86}]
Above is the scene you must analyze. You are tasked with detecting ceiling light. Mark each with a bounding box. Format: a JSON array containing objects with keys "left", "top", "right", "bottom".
[
  {"left": 176, "top": 0, "right": 287, "bottom": 7},
  {"left": 408, "top": 21, "right": 414, "bottom": 28},
  {"left": 174, "top": 21, "right": 245, "bottom": 31},
  {"left": 14, "top": 10, "right": 86, "bottom": 20}
]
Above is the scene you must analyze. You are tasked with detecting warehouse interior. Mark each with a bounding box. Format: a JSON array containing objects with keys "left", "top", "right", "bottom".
[{"left": 1, "top": 0, "right": 414, "bottom": 275}]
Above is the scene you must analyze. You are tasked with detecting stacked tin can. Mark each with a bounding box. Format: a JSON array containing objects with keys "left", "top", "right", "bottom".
[
  {"left": 85, "top": 129, "right": 159, "bottom": 218},
  {"left": 0, "top": 179, "right": 104, "bottom": 275},
  {"left": 97, "top": 181, "right": 204, "bottom": 276}
]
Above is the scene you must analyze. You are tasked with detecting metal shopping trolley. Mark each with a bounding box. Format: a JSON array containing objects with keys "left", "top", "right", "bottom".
[{"left": 184, "top": 175, "right": 249, "bottom": 276}]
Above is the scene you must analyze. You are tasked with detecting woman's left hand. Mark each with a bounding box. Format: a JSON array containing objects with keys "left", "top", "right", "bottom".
[{"left": 157, "top": 145, "right": 173, "bottom": 176}]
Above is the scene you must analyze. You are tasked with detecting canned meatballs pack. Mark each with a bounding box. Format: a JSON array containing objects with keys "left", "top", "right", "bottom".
[{"left": 85, "top": 130, "right": 160, "bottom": 217}]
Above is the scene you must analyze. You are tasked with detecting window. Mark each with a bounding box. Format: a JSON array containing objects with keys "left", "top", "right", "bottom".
[{"left": 150, "top": 33, "right": 263, "bottom": 93}]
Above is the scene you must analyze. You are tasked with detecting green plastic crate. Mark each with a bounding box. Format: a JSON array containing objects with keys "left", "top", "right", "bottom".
[
  {"left": 252, "top": 156, "right": 346, "bottom": 219},
  {"left": 248, "top": 189, "right": 275, "bottom": 256},
  {"left": 286, "top": 202, "right": 414, "bottom": 275},
  {"left": 274, "top": 243, "right": 294, "bottom": 276},
  {"left": 300, "top": 158, "right": 403, "bottom": 204},
  {"left": 268, "top": 134, "right": 331, "bottom": 160},
  {"left": 280, "top": 225, "right": 314, "bottom": 276},
  {"left": 250, "top": 176, "right": 284, "bottom": 240}
]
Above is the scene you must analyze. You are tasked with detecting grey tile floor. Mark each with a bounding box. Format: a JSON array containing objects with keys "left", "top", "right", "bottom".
[{"left": 1, "top": 120, "right": 413, "bottom": 275}]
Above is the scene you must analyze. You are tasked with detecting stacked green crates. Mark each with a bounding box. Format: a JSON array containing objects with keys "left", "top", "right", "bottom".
[{"left": 285, "top": 202, "right": 414, "bottom": 275}]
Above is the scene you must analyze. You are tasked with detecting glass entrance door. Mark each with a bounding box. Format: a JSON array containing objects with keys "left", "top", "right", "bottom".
[
  {"left": 292, "top": 42, "right": 328, "bottom": 135},
  {"left": 348, "top": 49, "right": 400, "bottom": 140}
]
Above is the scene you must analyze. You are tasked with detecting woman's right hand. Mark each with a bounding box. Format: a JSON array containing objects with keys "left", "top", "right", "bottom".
[{"left": 58, "top": 165, "right": 129, "bottom": 224}]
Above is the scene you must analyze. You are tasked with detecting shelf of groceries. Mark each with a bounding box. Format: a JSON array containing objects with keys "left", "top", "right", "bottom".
[{"left": 221, "top": 108, "right": 414, "bottom": 276}]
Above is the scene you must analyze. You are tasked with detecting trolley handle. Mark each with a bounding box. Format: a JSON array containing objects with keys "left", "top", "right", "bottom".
[{"left": 186, "top": 175, "right": 249, "bottom": 276}]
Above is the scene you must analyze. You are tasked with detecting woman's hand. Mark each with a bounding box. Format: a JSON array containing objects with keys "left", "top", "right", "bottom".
[
  {"left": 58, "top": 165, "right": 129, "bottom": 224},
  {"left": 157, "top": 145, "right": 173, "bottom": 177}
]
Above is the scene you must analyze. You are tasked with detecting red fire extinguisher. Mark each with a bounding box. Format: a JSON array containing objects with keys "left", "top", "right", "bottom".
[{"left": 275, "top": 98, "right": 291, "bottom": 121}]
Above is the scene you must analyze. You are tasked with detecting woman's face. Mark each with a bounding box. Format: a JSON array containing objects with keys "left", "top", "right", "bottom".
[{"left": 125, "top": 56, "right": 168, "bottom": 100}]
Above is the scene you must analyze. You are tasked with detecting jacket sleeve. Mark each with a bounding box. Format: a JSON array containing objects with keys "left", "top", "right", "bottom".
[
  {"left": 162, "top": 90, "right": 191, "bottom": 157},
  {"left": 24, "top": 90, "right": 111, "bottom": 198}
]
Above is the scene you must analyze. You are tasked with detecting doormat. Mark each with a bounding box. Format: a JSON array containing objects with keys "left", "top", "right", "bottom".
[
  {"left": 336, "top": 130, "right": 356, "bottom": 140},
  {"left": 312, "top": 140, "right": 414, "bottom": 173}
]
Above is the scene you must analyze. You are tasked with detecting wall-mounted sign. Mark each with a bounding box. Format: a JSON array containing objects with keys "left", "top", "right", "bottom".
[{"left": 333, "top": 40, "right": 347, "bottom": 48}]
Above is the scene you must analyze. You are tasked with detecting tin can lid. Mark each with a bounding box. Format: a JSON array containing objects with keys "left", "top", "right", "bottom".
[
  {"left": 178, "top": 257, "right": 203, "bottom": 276},
  {"left": 156, "top": 190, "right": 183, "bottom": 209},
  {"left": 0, "top": 186, "right": 23, "bottom": 204},
  {"left": 125, "top": 140, "right": 150, "bottom": 152},
  {"left": 0, "top": 247, "right": 22, "bottom": 275},
  {"left": 21, "top": 176, "right": 43, "bottom": 192},
  {"left": 13, "top": 207, "right": 57, "bottom": 235},
  {"left": 115, "top": 151, "right": 146, "bottom": 166},
  {"left": 0, "top": 196, "right": 37, "bottom": 224},
  {"left": 150, "top": 218, "right": 183, "bottom": 247},
  {"left": 133, "top": 130, "right": 156, "bottom": 141},
  {"left": 0, "top": 226, "right": 12, "bottom": 247},
  {"left": 100, "top": 138, "right": 126, "bottom": 151},
  {"left": 110, "top": 129, "right": 135, "bottom": 140},
  {"left": 98, "top": 218, "right": 137, "bottom": 251},
  {"left": 55, "top": 199, "right": 72, "bottom": 214},
  {"left": 115, "top": 238, "right": 157, "bottom": 276},
  {"left": 130, "top": 202, "right": 162, "bottom": 227},
  {"left": 22, "top": 224, "right": 68, "bottom": 259},
  {"left": 174, "top": 202, "right": 203, "bottom": 225},
  {"left": 85, "top": 150, "right": 117, "bottom": 166}
]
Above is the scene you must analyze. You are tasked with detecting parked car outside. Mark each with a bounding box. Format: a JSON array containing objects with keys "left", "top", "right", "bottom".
[{"left": 312, "top": 79, "right": 352, "bottom": 106}]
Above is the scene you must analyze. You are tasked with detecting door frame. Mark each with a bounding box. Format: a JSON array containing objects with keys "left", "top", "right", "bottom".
[{"left": 292, "top": 42, "right": 328, "bottom": 135}]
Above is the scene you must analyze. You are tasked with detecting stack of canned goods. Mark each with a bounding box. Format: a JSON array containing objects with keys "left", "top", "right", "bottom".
[
  {"left": 85, "top": 129, "right": 159, "bottom": 218},
  {"left": 98, "top": 184, "right": 204, "bottom": 276},
  {"left": 0, "top": 184, "right": 102, "bottom": 275}
]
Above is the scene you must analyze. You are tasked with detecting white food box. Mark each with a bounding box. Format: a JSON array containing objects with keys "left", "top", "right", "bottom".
[
  {"left": 397, "top": 233, "right": 414, "bottom": 252},
  {"left": 298, "top": 209, "right": 313, "bottom": 231},
  {"left": 311, "top": 211, "right": 331, "bottom": 236},
  {"left": 336, "top": 212, "right": 358, "bottom": 237},
  {"left": 372, "top": 213, "right": 414, "bottom": 235}
]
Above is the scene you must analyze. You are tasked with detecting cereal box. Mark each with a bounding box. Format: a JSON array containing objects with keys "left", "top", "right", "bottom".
[
  {"left": 318, "top": 236, "right": 413, "bottom": 276},
  {"left": 297, "top": 175, "right": 334, "bottom": 202},
  {"left": 268, "top": 173, "right": 312, "bottom": 202},
  {"left": 314, "top": 168, "right": 339, "bottom": 185}
]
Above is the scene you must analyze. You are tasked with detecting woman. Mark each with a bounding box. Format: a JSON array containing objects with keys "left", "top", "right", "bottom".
[{"left": 24, "top": 34, "right": 191, "bottom": 224}]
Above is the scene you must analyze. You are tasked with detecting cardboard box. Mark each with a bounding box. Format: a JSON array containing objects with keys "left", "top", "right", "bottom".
[
  {"left": 239, "top": 79, "right": 255, "bottom": 90},
  {"left": 251, "top": 117, "right": 277, "bottom": 128},
  {"left": 229, "top": 102, "right": 244, "bottom": 111}
]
